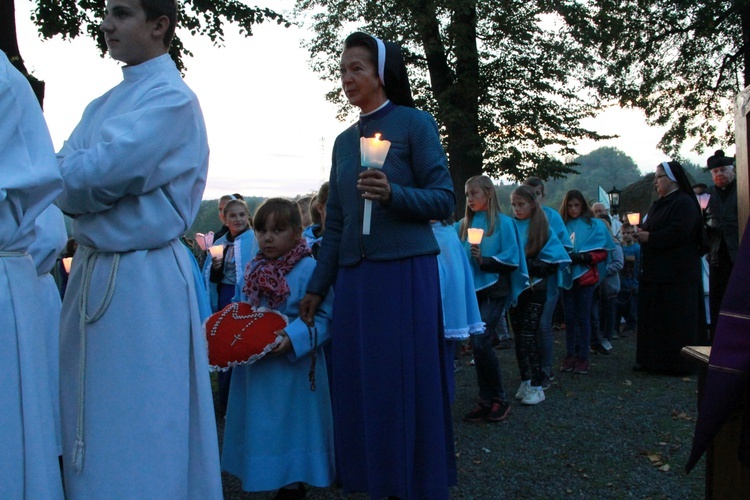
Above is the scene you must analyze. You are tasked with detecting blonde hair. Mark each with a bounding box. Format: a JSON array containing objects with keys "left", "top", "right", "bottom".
[
  {"left": 511, "top": 185, "right": 549, "bottom": 257},
  {"left": 459, "top": 175, "right": 501, "bottom": 240}
]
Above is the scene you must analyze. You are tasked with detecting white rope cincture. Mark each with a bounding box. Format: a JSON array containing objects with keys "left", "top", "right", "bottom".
[{"left": 72, "top": 246, "right": 120, "bottom": 473}]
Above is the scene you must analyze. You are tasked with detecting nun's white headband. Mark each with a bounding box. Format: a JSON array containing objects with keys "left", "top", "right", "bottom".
[{"left": 661, "top": 162, "right": 676, "bottom": 182}]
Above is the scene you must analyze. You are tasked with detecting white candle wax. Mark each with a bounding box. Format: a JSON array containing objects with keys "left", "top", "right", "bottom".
[
  {"left": 361, "top": 133, "right": 392, "bottom": 235},
  {"left": 467, "top": 228, "right": 484, "bottom": 245},
  {"left": 62, "top": 257, "right": 72, "bottom": 273}
]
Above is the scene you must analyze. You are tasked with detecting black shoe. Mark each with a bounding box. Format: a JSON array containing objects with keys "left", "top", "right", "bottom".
[
  {"left": 486, "top": 398, "right": 511, "bottom": 422},
  {"left": 496, "top": 338, "right": 512, "bottom": 350},
  {"left": 541, "top": 373, "right": 551, "bottom": 390},
  {"left": 273, "top": 484, "right": 306, "bottom": 500}
]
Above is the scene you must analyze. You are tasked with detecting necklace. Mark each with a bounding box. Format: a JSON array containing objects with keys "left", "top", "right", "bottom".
[{"left": 208, "top": 303, "right": 263, "bottom": 339}]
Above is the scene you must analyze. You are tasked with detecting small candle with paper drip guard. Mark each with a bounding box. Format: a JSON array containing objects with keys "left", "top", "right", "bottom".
[
  {"left": 626, "top": 213, "right": 641, "bottom": 226},
  {"left": 62, "top": 257, "right": 73, "bottom": 273},
  {"left": 467, "top": 228, "right": 484, "bottom": 245},
  {"left": 360, "top": 133, "right": 392, "bottom": 235},
  {"left": 208, "top": 244, "right": 225, "bottom": 260}
]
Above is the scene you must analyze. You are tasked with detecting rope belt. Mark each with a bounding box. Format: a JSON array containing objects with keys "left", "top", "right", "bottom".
[{"left": 71, "top": 245, "right": 120, "bottom": 474}]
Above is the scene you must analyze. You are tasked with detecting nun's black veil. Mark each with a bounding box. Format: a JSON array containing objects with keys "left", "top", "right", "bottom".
[{"left": 344, "top": 32, "right": 415, "bottom": 108}]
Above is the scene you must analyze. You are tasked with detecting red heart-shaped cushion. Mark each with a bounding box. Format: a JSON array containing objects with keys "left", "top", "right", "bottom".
[{"left": 204, "top": 302, "right": 288, "bottom": 371}]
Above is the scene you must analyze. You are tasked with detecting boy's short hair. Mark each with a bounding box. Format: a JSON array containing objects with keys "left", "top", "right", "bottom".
[
  {"left": 141, "top": 0, "right": 177, "bottom": 47},
  {"left": 621, "top": 222, "right": 634, "bottom": 231}
]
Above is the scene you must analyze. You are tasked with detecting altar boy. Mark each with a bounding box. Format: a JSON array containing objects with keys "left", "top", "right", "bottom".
[{"left": 56, "top": 0, "right": 221, "bottom": 496}]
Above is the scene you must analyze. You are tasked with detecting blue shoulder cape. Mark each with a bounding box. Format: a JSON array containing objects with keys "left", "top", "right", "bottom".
[
  {"left": 562, "top": 217, "right": 615, "bottom": 288},
  {"left": 202, "top": 228, "right": 259, "bottom": 311},
  {"left": 513, "top": 217, "right": 572, "bottom": 301},
  {"left": 456, "top": 211, "right": 528, "bottom": 309}
]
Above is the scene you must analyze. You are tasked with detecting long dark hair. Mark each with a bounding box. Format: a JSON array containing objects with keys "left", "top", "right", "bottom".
[{"left": 559, "top": 189, "right": 593, "bottom": 224}]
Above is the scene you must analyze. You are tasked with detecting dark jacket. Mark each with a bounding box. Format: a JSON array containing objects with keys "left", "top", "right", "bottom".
[
  {"left": 706, "top": 180, "right": 739, "bottom": 265},
  {"left": 640, "top": 190, "right": 702, "bottom": 284}
]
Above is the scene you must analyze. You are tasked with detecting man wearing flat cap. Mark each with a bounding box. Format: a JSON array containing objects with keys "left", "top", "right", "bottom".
[{"left": 705, "top": 149, "right": 738, "bottom": 336}]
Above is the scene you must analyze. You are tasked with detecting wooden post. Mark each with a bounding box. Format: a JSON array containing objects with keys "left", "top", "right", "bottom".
[{"left": 734, "top": 87, "right": 750, "bottom": 240}]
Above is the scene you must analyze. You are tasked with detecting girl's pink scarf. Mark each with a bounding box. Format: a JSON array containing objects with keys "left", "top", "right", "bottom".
[{"left": 243, "top": 239, "right": 311, "bottom": 308}]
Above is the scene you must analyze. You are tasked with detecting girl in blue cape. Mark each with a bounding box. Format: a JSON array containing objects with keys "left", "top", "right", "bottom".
[
  {"left": 205, "top": 198, "right": 259, "bottom": 412},
  {"left": 509, "top": 186, "right": 571, "bottom": 405},
  {"left": 559, "top": 190, "right": 615, "bottom": 375},
  {"left": 457, "top": 175, "right": 527, "bottom": 422},
  {"left": 222, "top": 198, "right": 334, "bottom": 498},
  {"left": 432, "top": 220, "right": 485, "bottom": 403}
]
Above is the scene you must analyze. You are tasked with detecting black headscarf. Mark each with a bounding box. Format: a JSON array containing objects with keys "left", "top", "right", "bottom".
[{"left": 344, "top": 32, "right": 415, "bottom": 108}]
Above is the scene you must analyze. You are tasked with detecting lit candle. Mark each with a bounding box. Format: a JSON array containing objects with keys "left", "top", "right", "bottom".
[
  {"left": 208, "top": 244, "right": 225, "bottom": 260},
  {"left": 62, "top": 257, "right": 72, "bottom": 273},
  {"left": 569, "top": 232, "right": 576, "bottom": 247},
  {"left": 360, "top": 134, "right": 392, "bottom": 235},
  {"left": 626, "top": 213, "right": 641, "bottom": 226},
  {"left": 467, "top": 228, "right": 484, "bottom": 245},
  {"left": 697, "top": 193, "right": 711, "bottom": 211}
]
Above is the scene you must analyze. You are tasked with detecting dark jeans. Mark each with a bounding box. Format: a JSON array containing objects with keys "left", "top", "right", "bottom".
[
  {"left": 509, "top": 289, "right": 546, "bottom": 386},
  {"left": 598, "top": 288, "right": 618, "bottom": 342},
  {"left": 617, "top": 288, "right": 638, "bottom": 331},
  {"left": 471, "top": 293, "right": 508, "bottom": 402},
  {"left": 562, "top": 283, "right": 595, "bottom": 360}
]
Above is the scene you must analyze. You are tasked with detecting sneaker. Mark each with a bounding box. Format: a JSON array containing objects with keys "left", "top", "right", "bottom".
[
  {"left": 521, "top": 386, "right": 546, "bottom": 405},
  {"left": 515, "top": 380, "right": 531, "bottom": 400},
  {"left": 463, "top": 400, "right": 491, "bottom": 422},
  {"left": 590, "top": 344, "right": 610, "bottom": 355},
  {"left": 486, "top": 398, "right": 511, "bottom": 422},
  {"left": 611, "top": 332, "right": 620, "bottom": 340},
  {"left": 273, "top": 484, "right": 306, "bottom": 500},
  {"left": 601, "top": 339, "right": 613, "bottom": 351},
  {"left": 540, "top": 373, "right": 551, "bottom": 390},
  {"left": 573, "top": 358, "right": 590, "bottom": 374},
  {"left": 453, "top": 359, "right": 463, "bottom": 373},
  {"left": 560, "top": 355, "right": 576, "bottom": 372}
]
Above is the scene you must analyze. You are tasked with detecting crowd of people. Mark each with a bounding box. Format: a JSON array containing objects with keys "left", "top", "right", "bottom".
[{"left": 2, "top": 0, "right": 739, "bottom": 498}]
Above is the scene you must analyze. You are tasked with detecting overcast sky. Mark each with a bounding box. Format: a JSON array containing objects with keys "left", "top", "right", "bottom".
[{"left": 14, "top": 0, "right": 725, "bottom": 199}]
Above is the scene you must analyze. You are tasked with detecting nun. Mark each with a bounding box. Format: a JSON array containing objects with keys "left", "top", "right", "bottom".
[
  {"left": 634, "top": 161, "right": 707, "bottom": 374},
  {"left": 300, "top": 32, "right": 457, "bottom": 499}
]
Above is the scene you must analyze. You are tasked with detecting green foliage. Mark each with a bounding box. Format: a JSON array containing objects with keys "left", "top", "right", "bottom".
[
  {"left": 294, "top": 0, "right": 613, "bottom": 214},
  {"left": 541, "top": 147, "right": 643, "bottom": 210},
  {"left": 561, "top": 0, "right": 743, "bottom": 157},
  {"left": 30, "top": 0, "right": 290, "bottom": 71},
  {"left": 186, "top": 196, "right": 266, "bottom": 238}
]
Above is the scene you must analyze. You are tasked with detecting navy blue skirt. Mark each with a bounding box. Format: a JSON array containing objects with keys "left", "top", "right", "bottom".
[{"left": 331, "top": 255, "right": 456, "bottom": 499}]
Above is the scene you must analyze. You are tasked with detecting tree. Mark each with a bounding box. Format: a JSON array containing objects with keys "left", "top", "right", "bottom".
[
  {"left": 1, "top": 0, "right": 288, "bottom": 104},
  {"left": 561, "top": 0, "right": 746, "bottom": 157},
  {"left": 543, "top": 147, "right": 642, "bottom": 209},
  {"left": 295, "top": 0, "right": 613, "bottom": 212}
]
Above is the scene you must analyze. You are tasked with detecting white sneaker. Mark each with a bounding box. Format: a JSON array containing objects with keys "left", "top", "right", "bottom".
[
  {"left": 515, "top": 380, "right": 531, "bottom": 400},
  {"left": 601, "top": 339, "right": 613, "bottom": 351},
  {"left": 521, "top": 386, "right": 546, "bottom": 405}
]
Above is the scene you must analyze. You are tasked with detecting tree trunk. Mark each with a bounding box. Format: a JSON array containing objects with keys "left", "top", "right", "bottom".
[
  {"left": 0, "top": 0, "right": 45, "bottom": 107},
  {"left": 410, "top": 0, "right": 484, "bottom": 218}
]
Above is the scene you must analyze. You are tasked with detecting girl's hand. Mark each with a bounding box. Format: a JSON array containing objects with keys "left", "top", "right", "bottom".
[
  {"left": 634, "top": 230, "right": 649, "bottom": 243},
  {"left": 358, "top": 169, "right": 391, "bottom": 204},
  {"left": 470, "top": 244, "right": 482, "bottom": 263},
  {"left": 300, "top": 293, "right": 323, "bottom": 326},
  {"left": 211, "top": 256, "right": 223, "bottom": 269},
  {"left": 270, "top": 330, "right": 291, "bottom": 356}
]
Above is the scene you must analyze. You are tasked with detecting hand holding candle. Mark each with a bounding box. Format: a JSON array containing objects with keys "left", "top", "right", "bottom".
[{"left": 360, "top": 134, "right": 391, "bottom": 235}]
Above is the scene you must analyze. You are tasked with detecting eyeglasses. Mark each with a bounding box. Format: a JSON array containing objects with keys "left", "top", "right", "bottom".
[{"left": 655, "top": 174, "right": 669, "bottom": 180}]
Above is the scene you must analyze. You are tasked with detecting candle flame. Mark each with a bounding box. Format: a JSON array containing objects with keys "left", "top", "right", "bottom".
[{"left": 374, "top": 133, "right": 381, "bottom": 140}]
